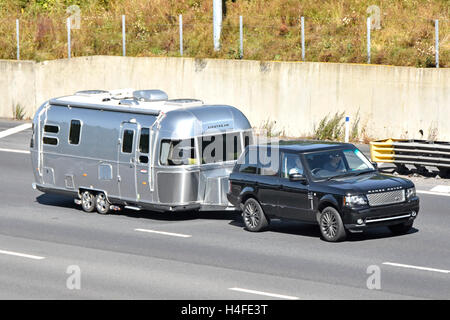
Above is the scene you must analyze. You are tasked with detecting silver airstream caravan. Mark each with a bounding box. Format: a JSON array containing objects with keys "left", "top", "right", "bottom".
[{"left": 30, "top": 89, "right": 253, "bottom": 214}]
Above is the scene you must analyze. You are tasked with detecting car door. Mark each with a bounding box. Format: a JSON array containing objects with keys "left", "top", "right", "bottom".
[
  {"left": 118, "top": 122, "right": 138, "bottom": 202},
  {"left": 136, "top": 127, "right": 151, "bottom": 202},
  {"left": 277, "top": 152, "right": 311, "bottom": 221},
  {"left": 255, "top": 146, "right": 281, "bottom": 217}
]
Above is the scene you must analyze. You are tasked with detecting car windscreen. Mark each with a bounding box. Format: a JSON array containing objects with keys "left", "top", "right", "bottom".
[{"left": 304, "top": 148, "right": 374, "bottom": 180}]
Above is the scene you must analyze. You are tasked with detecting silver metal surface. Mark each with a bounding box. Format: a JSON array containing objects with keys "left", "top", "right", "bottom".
[
  {"left": 366, "top": 190, "right": 405, "bottom": 207},
  {"left": 31, "top": 89, "right": 252, "bottom": 212},
  {"left": 365, "top": 213, "right": 412, "bottom": 223}
]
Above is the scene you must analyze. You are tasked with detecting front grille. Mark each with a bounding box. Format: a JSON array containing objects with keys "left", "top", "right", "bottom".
[{"left": 366, "top": 190, "right": 405, "bottom": 207}]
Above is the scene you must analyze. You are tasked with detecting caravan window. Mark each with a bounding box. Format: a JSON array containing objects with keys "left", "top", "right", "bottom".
[
  {"left": 43, "top": 137, "right": 58, "bottom": 145},
  {"left": 160, "top": 139, "right": 196, "bottom": 166},
  {"left": 122, "top": 129, "right": 134, "bottom": 153},
  {"left": 69, "top": 120, "right": 81, "bottom": 145},
  {"left": 139, "top": 128, "right": 150, "bottom": 154},
  {"left": 44, "top": 125, "right": 59, "bottom": 134},
  {"left": 138, "top": 128, "right": 150, "bottom": 164},
  {"left": 200, "top": 132, "right": 242, "bottom": 164}
]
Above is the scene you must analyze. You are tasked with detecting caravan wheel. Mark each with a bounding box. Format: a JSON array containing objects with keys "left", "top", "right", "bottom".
[
  {"left": 95, "top": 193, "right": 111, "bottom": 215},
  {"left": 81, "top": 191, "right": 96, "bottom": 213}
]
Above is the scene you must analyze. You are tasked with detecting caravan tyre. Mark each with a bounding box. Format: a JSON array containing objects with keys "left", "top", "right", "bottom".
[
  {"left": 95, "top": 193, "right": 111, "bottom": 215},
  {"left": 81, "top": 191, "right": 96, "bottom": 213}
]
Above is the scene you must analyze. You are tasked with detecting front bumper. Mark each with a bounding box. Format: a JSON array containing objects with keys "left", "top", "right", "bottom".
[{"left": 342, "top": 197, "right": 419, "bottom": 233}]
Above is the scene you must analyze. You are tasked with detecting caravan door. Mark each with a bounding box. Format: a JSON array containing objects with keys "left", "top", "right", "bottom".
[{"left": 118, "top": 122, "right": 138, "bottom": 202}]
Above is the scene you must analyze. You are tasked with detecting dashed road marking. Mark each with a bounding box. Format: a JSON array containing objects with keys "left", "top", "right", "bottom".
[
  {"left": 0, "top": 123, "right": 31, "bottom": 139},
  {"left": 0, "top": 148, "right": 30, "bottom": 154},
  {"left": 229, "top": 287, "right": 299, "bottom": 300},
  {"left": 0, "top": 249, "right": 45, "bottom": 260},
  {"left": 383, "top": 262, "right": 450, "bottom": 274},
  {"left": 135, "top": 228, "right": 192, "bottom": 238}
]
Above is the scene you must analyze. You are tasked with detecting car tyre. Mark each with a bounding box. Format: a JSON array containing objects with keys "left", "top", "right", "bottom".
[
  {"left": 388, "top": 221, "right": 413, "bottom": 235},
  {"left": 81, "top": 191, "right": 96, "bottom": 213},
  {"left": 243, "top": 198, "right": 269, "bottom": 232},
  {"left": 95, "top": 192, "right": 111, "bottom": 215},
  {"left": 319, "top": 206, "right": 347, "bottom": 242}
]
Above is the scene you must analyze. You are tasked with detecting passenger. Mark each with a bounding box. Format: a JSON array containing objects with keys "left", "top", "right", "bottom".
[{"left": 288, "top": 156, "right": 304, "bottom": 176}]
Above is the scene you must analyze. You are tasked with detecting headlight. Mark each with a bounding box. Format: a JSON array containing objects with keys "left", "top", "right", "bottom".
[
  {"left": 344, "top": 195, "right": 368, "bottom": 206},
  {"left": 406, "top": 187, "right": 416, "bottom": 199}
]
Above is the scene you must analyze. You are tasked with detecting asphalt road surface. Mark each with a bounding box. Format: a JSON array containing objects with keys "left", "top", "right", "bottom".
[{"left": 0, "top": 119, "right": 449, "bottom": 299}]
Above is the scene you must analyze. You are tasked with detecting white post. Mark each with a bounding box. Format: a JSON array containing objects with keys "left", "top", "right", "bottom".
[
  {"left": 179, "top": 14, "right": 183, "bottom": 56},
  {"left": 67, "top": 17, "right": 71, "bottom": 59},
  {"left": 345, "top": 116, "right": 350, "bottom": 143},
  {"left": 122, "top": 15, "right": 126, "bottom": 56},
  {"left": 213, "top": 0, "right": 222, "bottom": 51},
  {"left": 435, "top": 20, "right": 439, "bottom": 68},
  {"left": 16, "top": 19, "right": 20, "bottom": 60},
  {"left": 301, "top": 16, "right": 305, "bottom": 61},
  {"left": 239, "top": 16, "right": 243, "bottom": 59},
  {"left": 367, "top": 17, "right": 371, "bottom": 64}
]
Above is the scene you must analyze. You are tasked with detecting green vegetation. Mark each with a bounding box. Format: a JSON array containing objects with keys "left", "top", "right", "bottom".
[
  {"left": 0, "top": 0, "right": 448, "bottom": 66},
  {"left": 13, "top": 104, "right": 26, "bottom": 120}
]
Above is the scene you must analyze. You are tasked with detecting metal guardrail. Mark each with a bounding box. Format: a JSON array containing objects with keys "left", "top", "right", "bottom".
[{"left": 370, "top": 139, "right": 450, "bottom": 176}]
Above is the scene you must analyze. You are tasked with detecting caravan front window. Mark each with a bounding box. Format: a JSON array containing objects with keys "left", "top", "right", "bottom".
[
  {"left": 160, "top": 139, "right": 197, "bottom": 166},
  {"left": 200, "top": 132, "right": 242, "bottom": 164}
]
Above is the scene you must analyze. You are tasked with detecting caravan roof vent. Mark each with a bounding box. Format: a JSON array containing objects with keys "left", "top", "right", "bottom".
[
  {"left": 164, "top": 99, "right": 204, "bottom": 108},
  {"left": 118, "top": 99, "right": 140, "bottom": 106},
  {"left": 75, "top": 90, "right": 110, "bottom": 96},
  {"left": 133, "top": 90, "right": 168, "bottom": 102}
]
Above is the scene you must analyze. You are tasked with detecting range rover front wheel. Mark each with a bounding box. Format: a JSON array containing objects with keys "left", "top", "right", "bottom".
[
  {"left": 319, "top": 207, "right": 347, "bottom": 242},
  {"left": 243, "top": 198, "right": 269, "bottom": 232}
]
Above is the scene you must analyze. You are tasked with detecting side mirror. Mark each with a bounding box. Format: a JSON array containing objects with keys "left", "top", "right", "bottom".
[
  {"left": 371, "top": 162, "right": 378, "bottom": 170},
  {"left": 289, "top": 172, "right": 307, "bottom": 182}
]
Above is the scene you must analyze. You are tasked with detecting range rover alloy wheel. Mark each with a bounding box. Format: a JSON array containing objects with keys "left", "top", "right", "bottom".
[
  {"left": 243, "top": 198, "right": 269, "bottom": 232},
  {"left": 319, "top": 207, "right": 347, "bottom": 242},
  {"left": 81, "top": 191, "right": 96, "bottom": 213},
  {"left": 95, "top": 192, "right": 111, "bottom": 215}
]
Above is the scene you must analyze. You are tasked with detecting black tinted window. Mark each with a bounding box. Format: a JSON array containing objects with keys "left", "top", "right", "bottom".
[
  {"left": 239, "top": 150, "right": 257, "bottom": 174},
  {"left": 258, "top": 147, "right": 279, "bottom": 176},
  {"left": 69, "top": 120, "right": 81, "bottom": 145},
  {"left": 139, "top": 128, "right": 150, "bottom": 154},
  {"left": 43, "top": 137, "right": 58, "bottom": 145},
  {"left": 44, "top": 125, "right": 59, "bottom": 133},
  {"left": 122, "top": 129, "right": 134, "bottom": 153}
]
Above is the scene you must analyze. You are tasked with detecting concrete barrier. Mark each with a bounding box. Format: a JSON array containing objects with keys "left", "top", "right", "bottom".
[{"left": 1, "top": 56, "right": 449, "bottom": 140}]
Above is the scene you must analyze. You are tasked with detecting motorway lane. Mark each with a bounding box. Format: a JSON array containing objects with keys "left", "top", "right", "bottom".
[{"left": 0, "top": 121, "right": 449, "bottom": 299}]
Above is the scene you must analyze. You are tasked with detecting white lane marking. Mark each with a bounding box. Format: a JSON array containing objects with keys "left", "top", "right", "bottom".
[
  {"left": 383, "top": 262, "right": 450, "bottom": 274},
  {"left": 0, "top": 123, "right": 32, "bottom": 139},
  {"left": 0, "top": 148, "right": 30, "bottom": 154},
  {"left": 430, "top": 185, "right": 450, "bottom": 193},
  {"left": 0, "top": 249, "right": 45, "bottom": 260},
  {"left": 135, "top": 228, "right": 192, "bottom": 238},
  {"left": 229, "top": 287, "right": 299, "bottom": 300},
  {"left": 417, "top": 190, "right": 450, "bottom": 197}
]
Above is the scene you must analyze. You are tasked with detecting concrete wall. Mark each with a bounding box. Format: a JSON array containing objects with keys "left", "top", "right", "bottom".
[
  {"left": 1, "top": 56, "right": 449, "bottom": 140},
  {"left": 0, "top": 60, "right": 35, "bottom": 119}
]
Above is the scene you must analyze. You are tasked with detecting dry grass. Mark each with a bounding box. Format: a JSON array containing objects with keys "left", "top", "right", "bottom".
[{"left": 0, "top": 0, "right": 448, "bottom": 67}]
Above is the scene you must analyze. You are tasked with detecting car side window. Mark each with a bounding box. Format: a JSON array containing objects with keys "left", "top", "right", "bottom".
[
  {"left": 239, "top": 150, "right": 257, "bottom": 174},
  {"left": 281, "top": 152, "right": 303, "bottom": 178},
  {"left": 258, "top": 147, "right": 278, "bottom": 176}
]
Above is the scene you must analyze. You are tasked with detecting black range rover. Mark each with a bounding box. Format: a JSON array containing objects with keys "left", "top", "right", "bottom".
[{"left": 227, "top": 141, "right": 420, "bottom": 242}]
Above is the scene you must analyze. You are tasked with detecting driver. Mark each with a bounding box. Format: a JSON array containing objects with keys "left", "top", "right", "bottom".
[{"left": 323, "top": 153, "right": 345, "bottom": 172}]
